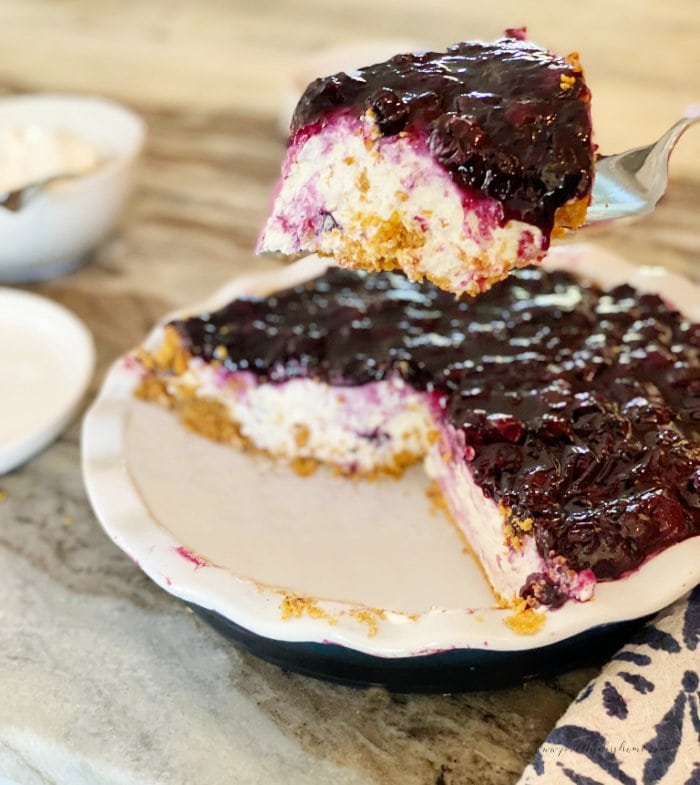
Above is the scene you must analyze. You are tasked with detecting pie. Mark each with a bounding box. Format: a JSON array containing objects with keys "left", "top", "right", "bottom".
[
  {"left": 134, "top": 262, "right": 700, "bottom": 610},
  {"left": 258, "top": 31, "right": 594, "bottom": 296}
]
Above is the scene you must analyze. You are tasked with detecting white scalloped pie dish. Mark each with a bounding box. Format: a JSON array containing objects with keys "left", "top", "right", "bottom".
[{"left": 81, "top": 244, "right": 700, "bottom": 657}]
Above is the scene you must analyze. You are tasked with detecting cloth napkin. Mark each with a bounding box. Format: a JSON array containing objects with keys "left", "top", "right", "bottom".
[{"left": 517, "top": 585, "right": 700, "bottom": 785}]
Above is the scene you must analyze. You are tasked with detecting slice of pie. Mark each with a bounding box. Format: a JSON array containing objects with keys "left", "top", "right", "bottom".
[
  {"left": 134, "top": 261, "right": 700, "bottom": 610},
  {"left": 258, "top": 32, "right": 594, "bottom": 296}
]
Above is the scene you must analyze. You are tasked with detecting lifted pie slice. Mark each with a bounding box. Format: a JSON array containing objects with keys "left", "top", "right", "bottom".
[{"left": 258, "top": 33, "right": 594, "bottom": 296}]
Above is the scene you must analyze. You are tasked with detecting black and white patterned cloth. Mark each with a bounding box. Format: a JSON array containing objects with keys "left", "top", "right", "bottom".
[{"left": 518, "top": 585, "right": 700, "bottom": 785}]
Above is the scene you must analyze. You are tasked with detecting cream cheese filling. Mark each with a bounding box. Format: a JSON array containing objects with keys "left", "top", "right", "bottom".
[{"left": 258, "top": 113, "right": 544, "bottom": 295}]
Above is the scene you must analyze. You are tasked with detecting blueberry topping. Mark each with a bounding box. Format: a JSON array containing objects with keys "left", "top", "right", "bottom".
[
  {"left": 174, "top": 267, "right": 699, "bottom": 590},
  {"left": 291, "top": 36, "right": 593, "bottom": 234}
]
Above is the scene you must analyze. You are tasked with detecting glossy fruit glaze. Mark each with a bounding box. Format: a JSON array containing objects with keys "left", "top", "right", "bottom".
[
  {"left": 173, "top": 267, "right": 699, "bottom": 599},
  {"left": 290, "top": 34, "right": 594, "bottom": 236}
]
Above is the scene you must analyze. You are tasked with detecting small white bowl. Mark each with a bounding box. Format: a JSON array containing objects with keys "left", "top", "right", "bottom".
[{"left": 0, "top": 94, "right": 145, "bottom": 282}]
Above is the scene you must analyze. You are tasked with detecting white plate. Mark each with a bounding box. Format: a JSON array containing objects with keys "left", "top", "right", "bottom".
[
  {"left": 0, "top": 288, "right": 94, "bottom": 473},
  {"left": 81, "top": 245, "right": 700, "bottom": 657}
]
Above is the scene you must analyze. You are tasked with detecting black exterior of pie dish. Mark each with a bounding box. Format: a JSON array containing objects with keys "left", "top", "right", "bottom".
[{"left": 189, "top": 603, "right": 651, "bottom": 693}]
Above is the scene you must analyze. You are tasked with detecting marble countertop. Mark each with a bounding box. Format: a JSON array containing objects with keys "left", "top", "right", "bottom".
[{"left": 0, "top": 2, "right": 698, "bottom": 783}]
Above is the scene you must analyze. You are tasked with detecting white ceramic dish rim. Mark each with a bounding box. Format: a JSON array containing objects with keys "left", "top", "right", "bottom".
[
  {"left": 0, "top": 288, "right": 95, "bottom": 473},
  {"left": 81, "top": 244, "right": 700, "bottom": 657}
]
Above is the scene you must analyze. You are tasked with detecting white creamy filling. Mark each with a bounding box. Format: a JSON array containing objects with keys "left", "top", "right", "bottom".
[
  {"left": 427, "top": 427, "right": 595, "bottom": 603},
  {"left": 0, "top": 126, "right": 100, "bottom": 192},
  {"left": 258, "top": 114, "right": 544, "bottom": 294},
  {"left": 165, "top": 360, "right": 597, "bottom": 603},
  {"left": 169, "top": 362, "right": 436, "bottom": 473},
  {"left": 424, "top": 431, "right": 546, "bottom": 601}
]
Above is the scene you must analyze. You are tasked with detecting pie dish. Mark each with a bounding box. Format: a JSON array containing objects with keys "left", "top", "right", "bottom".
[
  {"left": 258, "top": 32, "right": 594, "bottom": 296},
  {"left": 133, "top": 242, "right": 699, "bottom": 623},
  {"left": 82, "top": 244, "right": 700, "bottom": 681}
]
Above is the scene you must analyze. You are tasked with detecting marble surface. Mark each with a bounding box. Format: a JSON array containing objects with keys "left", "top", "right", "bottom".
[{"left": 0, "top": 2, "right": 698, "bottom": 783}]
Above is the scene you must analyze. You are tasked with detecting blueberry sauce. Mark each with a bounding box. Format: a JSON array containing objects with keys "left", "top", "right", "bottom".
[
  {"left": 291, "top": 36, "right": 594, "bottom": 235},
  {"left": 173, "top": 267, "right": 699, "bottom": 600}
]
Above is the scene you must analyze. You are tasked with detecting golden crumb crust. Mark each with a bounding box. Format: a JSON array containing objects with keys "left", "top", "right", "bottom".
[
  {"left": 280, "top": 594, "right": 331, "bottom": 621},
  {"left": 318, "top": 194, "right": 588, "bottom": 297},
  {"left": 552, "top": 196, "right": 589, "bottom": 238},
  {"left": 503, "top": 599, "right": 546, "bottom": 635},
  {"left": 134, "top": 331, "right": 426, "bottom": 481}
]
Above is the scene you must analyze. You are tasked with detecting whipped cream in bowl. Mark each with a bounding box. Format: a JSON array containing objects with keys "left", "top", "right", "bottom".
[
  {"left": 0, "top": 125, "right": 101, "bottom": 198},
  {"left": 0, "top": 94, "right": 145, "bottom": 281}
]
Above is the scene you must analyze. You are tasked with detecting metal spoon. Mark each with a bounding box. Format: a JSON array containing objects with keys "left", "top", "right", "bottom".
[
  {"left": 0, "top": 178, "right": 55, "bottom": 211},
  {"left": 587, "top": 110, "right": 699, "bottom": 224},
  {"left": 0, "top": 170, "right": 98, "bottom": 212}
]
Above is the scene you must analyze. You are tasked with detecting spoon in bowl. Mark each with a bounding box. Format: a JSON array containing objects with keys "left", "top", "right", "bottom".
[{"left": 0, "top": 125, "right": 103, "bottom": 212}]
